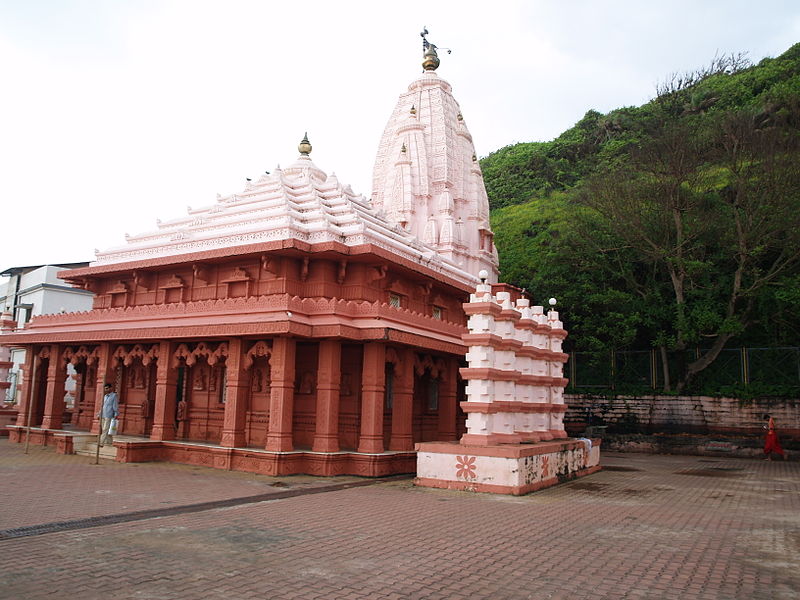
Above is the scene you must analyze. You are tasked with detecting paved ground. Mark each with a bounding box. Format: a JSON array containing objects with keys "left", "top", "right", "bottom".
[{"left": 0, "top": 439, "right": 798, "bottom": 600}]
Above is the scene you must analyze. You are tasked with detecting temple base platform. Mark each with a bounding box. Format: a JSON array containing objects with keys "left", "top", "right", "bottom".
[
  {"left": 414, "top": 438, "right": 602, "bottom": 496},
  {"left": 6, "top": 426, "right": 416, "bottom": 477}
]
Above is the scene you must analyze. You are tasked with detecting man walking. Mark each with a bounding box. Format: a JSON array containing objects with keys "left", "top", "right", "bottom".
[{"left": 98, "top": 383, "right": 119, "bottom": 446}]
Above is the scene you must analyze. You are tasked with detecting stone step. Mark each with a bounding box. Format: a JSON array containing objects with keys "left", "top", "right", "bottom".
[{"left": 75, "top": 442, "right": 118, "bottom": 460}]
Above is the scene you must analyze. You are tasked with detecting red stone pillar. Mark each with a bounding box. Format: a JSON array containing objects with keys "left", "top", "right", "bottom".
[
  {"left": 41, "top": 344, "right": 67, "bottom": 430},
  {"left": 265, "top": 337, "right": 296, "bottom": 452},
  {"left": 389, "top": 347, "right": 414, "bottom": 451},
  {"left": 437, "top": 357, "right": 459, "bottom": 440},
  {"left": 220, "top": 337, "right": 248, "bottom": 448},
  {"left": 14, "top": 349, "right": 36, "bottom": 427},
  {"left": 312, "top": 340, "right": 341, "bottom": 452},
  {"left": 150, "top": 340, "right": 177, "bottom": 441},
  {"left": 358, "top": 342, "right": 385, "bottom": 454},
  {"left": 89, "top": 343, "right": 116, "bottom": 434}
]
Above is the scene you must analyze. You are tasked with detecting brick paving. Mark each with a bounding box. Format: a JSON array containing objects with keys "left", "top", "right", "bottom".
[
  {"left": 1, "top": 441, "right": 798, "bottom": 599},
  {"left": 0, "top": 439, "right": 363, "bottom": 529}
]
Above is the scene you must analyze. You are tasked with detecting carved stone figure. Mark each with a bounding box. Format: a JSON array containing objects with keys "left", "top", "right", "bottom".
[{"left": 192, "top": 367, "right": 206, "bottom": 391}]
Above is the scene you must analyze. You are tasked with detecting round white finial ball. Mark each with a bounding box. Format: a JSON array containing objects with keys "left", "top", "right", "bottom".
[
  {"left": 478, "top": 269, "right": 489, "bottom": 283},
  {"left": 548, "top": 298, "right": 557, "bottom": 307}
]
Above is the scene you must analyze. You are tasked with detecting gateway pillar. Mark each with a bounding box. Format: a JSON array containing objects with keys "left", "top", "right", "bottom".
[
  {"left": 40, "top": 344, "right": 67, "bottom": 430},
  {"left": 150, "top": 340, "right": 177, "bottom": 441},
  {"left": 265, "top": 337, "right": 296, "bottom": 452},
  {"left": 221, "top": 337, "right": 248, "bottom": 448},
  {"left": 388, "top": 347, "right": 414, "bottom": 451},
  {"left": 312, "top": 340, "right": 342, "bottom": 453},
  {"left": 358, "top": 342, "right": 385, "bottom": 454}
]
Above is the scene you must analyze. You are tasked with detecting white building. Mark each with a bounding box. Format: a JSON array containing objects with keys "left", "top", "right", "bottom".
[{"left": 0, "top": 263, "right": 94, "bottom": 403}]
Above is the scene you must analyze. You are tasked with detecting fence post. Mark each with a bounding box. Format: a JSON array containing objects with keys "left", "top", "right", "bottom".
[
  {"left": 610, "top": 349, "right": 615, "bottom": 391},
  {"left": 741, "top": 347, "right": 749, "bottom": 385},
  {"left": 570, "top": 352, "right": 577, "bottom": 388},
  {"left": 650, "top": 349, "right": 657, "bottom": 390}
]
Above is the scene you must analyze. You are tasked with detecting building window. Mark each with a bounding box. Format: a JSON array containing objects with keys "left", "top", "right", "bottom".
[
  {"left": 432, "top": 306, "right": 443, "bottom": 320},
  {"left": 389, "top": 293, "right": 402, "bottom": 308}
]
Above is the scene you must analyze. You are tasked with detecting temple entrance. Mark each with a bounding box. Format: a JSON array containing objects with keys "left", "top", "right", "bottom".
[
  {"left": 64, "top": 346, "right": 99, "bottom": 431},
  {"left": 292, "top": 342, "right": 319, "bottom": 449},
  {"left": 118, "top": 358, "right": 156, "bottom": 436},
  {"left": 412, "top": 368, "right": 440, "bottom": 443},
  {"left": 172, "top": 342, "right": 228, "bottom": 443}
]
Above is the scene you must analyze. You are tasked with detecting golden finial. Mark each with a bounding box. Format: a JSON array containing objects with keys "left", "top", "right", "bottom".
[
  {"left": 472, "top": 153, "right": 477, "bottom": 162},
  {"left": 401, "top": 142, "right": 407, "bottom": 153},
  {"left": 422, "top": 45, "right": 439, "bottom": 71},
  {"left": 410, "top": 104, "right": 416, "bottom": 115},
  {"left": 420, "top": 27, "right": 450, "bottom": 72},
  {"left": 298, "top": 132, "right": 312, "bottom": 156}
]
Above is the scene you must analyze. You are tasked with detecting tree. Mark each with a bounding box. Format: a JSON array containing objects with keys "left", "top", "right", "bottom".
[{"left": 583, "top": 105, "right": 800, "bottom": 391}]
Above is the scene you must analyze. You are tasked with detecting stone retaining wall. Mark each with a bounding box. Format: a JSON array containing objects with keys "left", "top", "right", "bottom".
[{"left": 564, "top": 394, "right": 800, "bottom": 439}]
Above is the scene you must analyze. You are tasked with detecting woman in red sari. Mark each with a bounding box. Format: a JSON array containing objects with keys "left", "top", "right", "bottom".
[{"left": 763, "top": 414, "right": 786, "bottom": 460}]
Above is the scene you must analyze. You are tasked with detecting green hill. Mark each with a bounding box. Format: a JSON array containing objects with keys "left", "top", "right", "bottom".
[
  {"left": 482, "top": 43, "right": 800, "bottom": 393},
  {"left": 482, "top": 43, "right": 800, "bottom": 210}
]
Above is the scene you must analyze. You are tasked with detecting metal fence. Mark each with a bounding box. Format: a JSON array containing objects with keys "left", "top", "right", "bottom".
[{"left": 568, "top": 347, "right": 800, "bottom": 390}]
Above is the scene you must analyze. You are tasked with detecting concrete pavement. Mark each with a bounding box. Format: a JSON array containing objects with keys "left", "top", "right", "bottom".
[{"left": 1, "top": 439, "right": 798, "bottom": 599}]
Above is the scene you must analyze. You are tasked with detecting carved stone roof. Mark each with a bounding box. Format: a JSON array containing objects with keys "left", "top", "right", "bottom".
[
  {"left": 371, "top": 70, "right": 499, "bottom": 282},
  {"left": 93, "top": 153, "right": 478, "bottom": 287}
]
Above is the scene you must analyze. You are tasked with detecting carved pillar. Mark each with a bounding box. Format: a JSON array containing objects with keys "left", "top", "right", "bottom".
[
  {"left": 389, "top": 347, "right": 414, "bottom": 451},
  {"left": 265, "top": 337, "right": 296, "bottom": 451},
  {"left": 150, "top": 340, "right": 177, "bottom": 441},
  {"left": 15, "top": 348, "right": 36, "bottom": 427},
  {"left": 220, "top": 337, "right": 248, "bottom": 448},
  {"left": 437, "top": 357, "right": 459, "bottom": 440},
  {"left": 312, "top": 339, "right": 342, "bottom": 452},
  {"left": 358, "top": 342, "right": 386, "bottom": 453},
  {"left": 90, "top": 343, "right": 115, "bottom": 434},
  {"left": 41, "top": 344, "right": 67, "bottom": 430}
]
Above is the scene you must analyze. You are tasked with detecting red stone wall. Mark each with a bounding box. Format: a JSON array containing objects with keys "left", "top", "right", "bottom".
[{"left": 89, "top": 256, "right": 467, "bottom": 325}]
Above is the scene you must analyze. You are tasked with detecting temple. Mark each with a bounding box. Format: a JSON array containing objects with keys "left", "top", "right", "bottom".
[
  {"left": 1, "top": 35, "right": 501, "bottom": 477},
  {"left": 3, "top": 34, "right": 600, "bottom": 490}
]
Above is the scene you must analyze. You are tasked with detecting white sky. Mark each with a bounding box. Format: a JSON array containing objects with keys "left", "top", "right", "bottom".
[{"left": 0, "top": 0, "right": 798, "bottom": 276}]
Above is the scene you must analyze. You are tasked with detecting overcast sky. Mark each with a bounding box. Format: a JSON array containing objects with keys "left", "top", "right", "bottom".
[{"left": 1, "top": 0, "right": 798, "bottom": 277}]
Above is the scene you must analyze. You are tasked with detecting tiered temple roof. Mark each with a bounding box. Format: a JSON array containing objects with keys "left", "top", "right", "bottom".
[{"left": 89, "top": 148, "right": 478, "bottom": 289}]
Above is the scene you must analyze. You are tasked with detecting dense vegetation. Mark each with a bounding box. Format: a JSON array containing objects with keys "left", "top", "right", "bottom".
[{"left": 482, "top": 43, "right": 800, "bottom": 393}]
